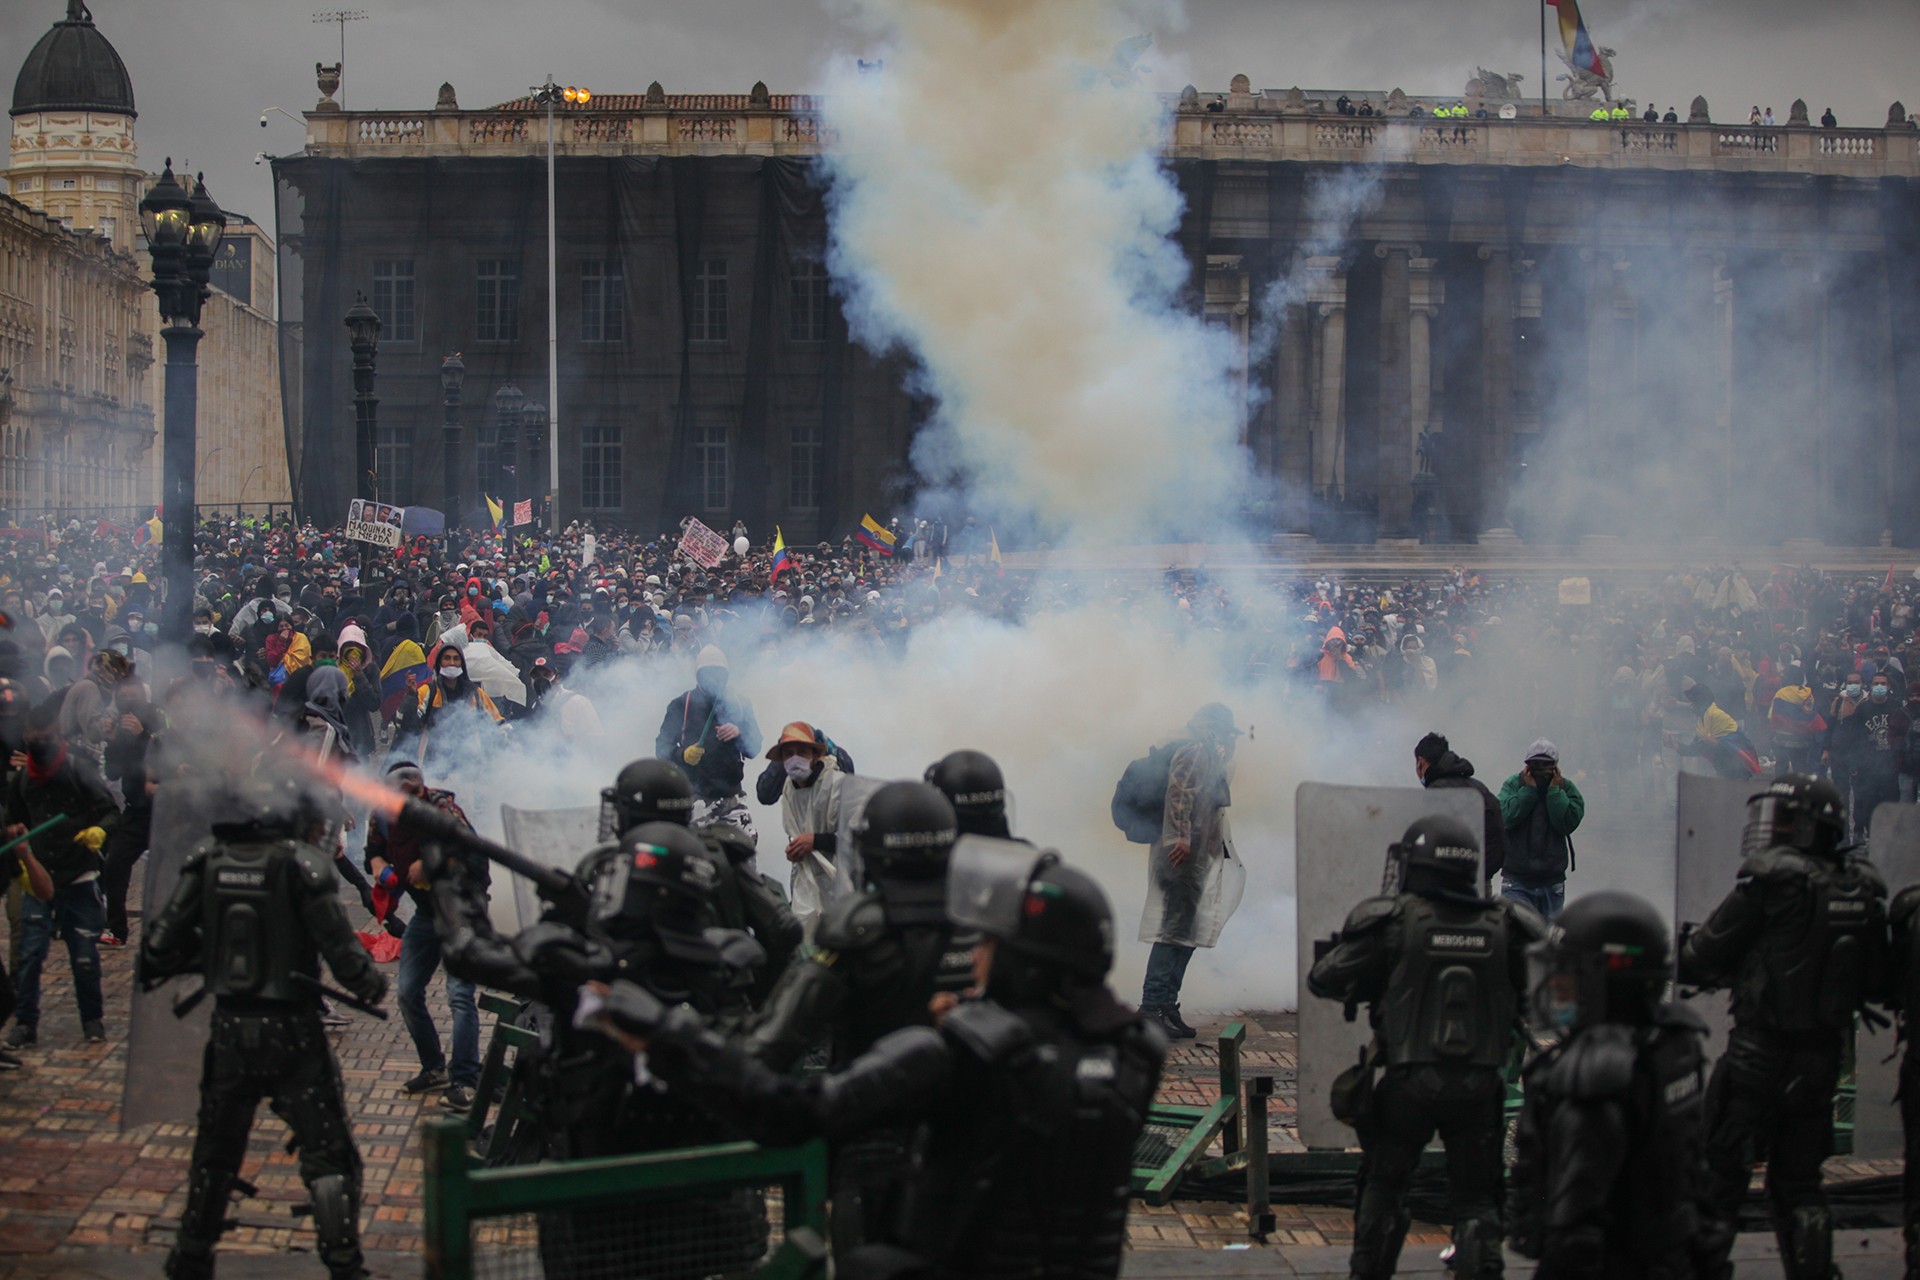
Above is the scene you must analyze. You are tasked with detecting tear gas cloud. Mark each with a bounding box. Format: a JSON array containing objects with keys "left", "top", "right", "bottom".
[{"left": 818, "top": 0, "right": 1250, "bottom": 547}]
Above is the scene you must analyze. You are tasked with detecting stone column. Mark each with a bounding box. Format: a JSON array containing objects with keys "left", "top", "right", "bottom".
[
  {"left": 1582, "top": 249, "right": 1618, "bottom": 463},
  {"left": 1275, "top": 299, "right": 1312, "bottom": 526},
  {"left": 1376, "top": 242, "right": 1418, "bottom": 535},
  {"left": 1478, "top": 245, "right": 1517, "bottom": 531},
  {"left": 1683, "top": 248, "right": 1728, "bottom": 524},
  {"left": 1307, "top": 258, "right": 1349, "bottom": 493}
]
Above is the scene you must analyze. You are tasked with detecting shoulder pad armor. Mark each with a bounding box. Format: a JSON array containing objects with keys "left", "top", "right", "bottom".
[
  {"left": 816, "top": 891, "right": 888, "bottom": 954},
  {"left": 703, "top": 926, "right": 767, "bottom": 973},
  {"left": 1547, "top": 1023, "right": 1638, "bottom": 1100},
  {"left": 942, "top": 999, "right": 1034, "bottom": 1065},
  {"left": 1501, "top": 897, "right": 1550, "bottom": 942},
  {"left": 1845, "top": 855, "right": 1889, "bottom": 897},
  {"left": 1738, "top": 846, "right": 1820, "bottom": 884},
  {"left": 1340, "top": 896, "right": 1399, "bottom": 938},
  {"left": 180, "top": 840, "right": 214, "bottom": 872},
  {"left": 291, "top": 841, "right": 338, "bottom": 891},
  {"left": 1890, "top": 884, "right": 1920, "bottom": 927},
  {"left": 1653, "top": 1001, "right": 1710, "bottom": 1036}
]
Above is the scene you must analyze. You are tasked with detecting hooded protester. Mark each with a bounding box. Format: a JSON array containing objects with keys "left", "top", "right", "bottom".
[
  {"left": 397, "top": 644, "right": 502, "bottom": 767},
  {"left": 371, "top": 582, "right": 421, "bottom": 662},
  {"left": 1413, "top": 731, "right": 1507, "bottom": 888},
  {"left": 654, "top": 644, "right": 762, "bottom": 831},
  {"left": 764, "top": 720, "right": 846, "bottom": 934},
  {"left": 1138, "top": 703, "right": 1244, "bottom": 1042},
  {"left": 36, "top": 589, "right": 74, "bottom": 645}
]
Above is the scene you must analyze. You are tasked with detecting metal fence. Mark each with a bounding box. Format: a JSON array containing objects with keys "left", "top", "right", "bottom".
[{"left": 420, "top": 1118, "right": 828, "bottom": 1280}]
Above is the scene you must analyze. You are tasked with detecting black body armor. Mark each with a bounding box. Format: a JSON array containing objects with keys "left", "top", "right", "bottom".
[
  {"left": 1508, "top": 1005, "right": 1711, "bottom": 1278},
  {"left": 1375, "top": 896, "right": 1518, "bottom": 1068}
]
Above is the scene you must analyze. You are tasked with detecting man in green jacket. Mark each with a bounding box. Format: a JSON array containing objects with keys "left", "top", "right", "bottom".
[{"left": 1496, "top": 739, "right": 1585, "bottom": 920}]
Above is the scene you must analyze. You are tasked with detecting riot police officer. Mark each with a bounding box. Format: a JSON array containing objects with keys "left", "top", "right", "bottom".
[
  {"left": 739, "top": 780, "right": 978, "bottom": 1257},
  {"left": 925, "top": 749, "right": 1014, "bottom": 839},
  {"left": 1508, "top": 890, "right": 1711, "bottom": 1279},
  {"left": 1681, "top": 774, "right": 1889, "bottom": 1280},
  {"left": 1306, "top": 815, "right": 1542, "bottom": 1279},
  {"left": 600, "top": 757, "right": 800, "bottom": 987},
  {"left": 585, "top": 836, "right": 1167, "bottom": 1280},
  {"left": 137, "top": 778, "right": 389, "bottom": 1280},
  {"left": 430, "top": 820, "right": 769, "bottom": 1279},
  {"left": 1888, "top": 874, "right": 1920, "bottom": 1278}
]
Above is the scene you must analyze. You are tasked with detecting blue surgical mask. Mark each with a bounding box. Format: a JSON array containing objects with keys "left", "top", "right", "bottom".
[{"left": 1872, "top": 686, "right": 1891, "bottom": 702}]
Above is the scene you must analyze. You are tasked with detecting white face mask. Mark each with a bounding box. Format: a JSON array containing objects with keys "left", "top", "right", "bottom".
[
  {"left": 193, "top": 624, "right": 215, "bottom": 636},
  {"left": 784, "top": 755, "right": 816, "bottom": 782},
  {"left": 439, "top": 666, "right": 463, "bottom": 681}
]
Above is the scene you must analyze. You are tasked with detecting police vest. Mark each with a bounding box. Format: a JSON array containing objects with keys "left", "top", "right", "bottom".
[
  {"left": 907, "top": 1001, "right": 1164, "bottom": 1277},
  {"left": 1376, "top": 895, "right": 1515, "bottom": 1068},
  {"left": 1744, "top": 850, "right": 1886, "bottom": 1032},
  {"left": 199, "top": 838, "right": 318, "bottom": 1004}
]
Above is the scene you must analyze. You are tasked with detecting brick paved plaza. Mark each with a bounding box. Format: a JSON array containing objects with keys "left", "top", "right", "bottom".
[{"left": 0, "top": 888, "right": 1908, "bottom": 1278}]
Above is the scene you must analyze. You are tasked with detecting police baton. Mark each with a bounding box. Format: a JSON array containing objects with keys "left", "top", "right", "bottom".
[{"left": 293, "top": 972, "right": 390, "bottom": 1020}]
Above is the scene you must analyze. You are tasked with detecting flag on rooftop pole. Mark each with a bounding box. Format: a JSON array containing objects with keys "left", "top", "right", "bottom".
[{"left": 1545, "top": 0, "right": 1607, "bottom": 77}]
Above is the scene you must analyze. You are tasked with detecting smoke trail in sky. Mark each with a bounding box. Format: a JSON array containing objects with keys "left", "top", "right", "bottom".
[{"left": 818, "top": 0, "right": 1250, "bottom": 545}]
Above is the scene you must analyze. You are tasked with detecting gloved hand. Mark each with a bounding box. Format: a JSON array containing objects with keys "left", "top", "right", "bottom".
[
  {"left": 350, "top": 969, "right": 390, "bottom": 1009},
  {"left": 73, "top": 826, "right": 106, "bottom": 853}
]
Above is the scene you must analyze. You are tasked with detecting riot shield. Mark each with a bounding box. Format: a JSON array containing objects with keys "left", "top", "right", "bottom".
[
  {"left": 1852, "top": 800, "right": 1920, "bottom": 1157},
  {"left": 120, "top": 777, "right": 230, "bottom": 1132},
  {"left": 498, "top": 805, "right": 599, "bottom": 934},
  {"left": 1673, "top": 771, "right": 1758, "bottom": 1069},
  {"left": 1293, "top": 782, "right": 1484, "bottom": 1150}
]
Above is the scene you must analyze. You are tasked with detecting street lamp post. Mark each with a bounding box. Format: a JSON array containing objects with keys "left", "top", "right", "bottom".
[
  {"left": 345, "top": 292, "right": 382, "bottom": 502},
  {"left": 530, "top": 75, "right": 588, "bottom": 534},
  {"left": 440, "top": 352, "right": 465, "bottom": 521},
  {"left": 522, "top": 400, "right": 547, "bottom": 523},
  {"left": 492, "top": 382, "right": 524, "bottom": 517},
  {"left": 140, "top": 160, "right": 226, "bottom": 645}
]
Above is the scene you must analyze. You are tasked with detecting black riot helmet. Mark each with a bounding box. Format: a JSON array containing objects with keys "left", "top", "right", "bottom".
[
  {"left": 586, "top": 822, "right": 718, "bottom": 949},
  {"left": 212, "top": 774, "right": 334, "bottom": 843},
  {"left": 948, "top": 837, "right": 1115, "bottom": 986},
  {"left": 1527, "top": 890, "right": 1671, "bottom": 1037},
  {"left": 1742, "top": 773, "right": 1846, "bottom": 861},
  {"left": 599, "top": 758, "right": 697, "bottom": 841},
  {"left": 924, "top": 749, "right": 1011, "bottom": 839},
  {"left": 1385, "top": 814, "right": 1482, "bottom": 899},
  {"left": 854, "top": 781, "right": 958, "bottom": 881}
]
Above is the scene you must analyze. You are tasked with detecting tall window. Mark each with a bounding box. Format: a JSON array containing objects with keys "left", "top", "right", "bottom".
[
  {"left": 789, "top": 256, "right": 829, "bottom": 342},
  {"left": 692, "top": 258, "right": 728, "bottom": 343},
  {"left": 372, "top": 259, "right": 416, "bottom": 341},
  {"left": 581, "top": 260, "right": 624, "bottom": 343},
  {"left": 376, "top": 423, "right": 413, "bottom": 504},
  {"left": 581, "top": 424, "right": 622, "bottom": 511},
  {"left": 789, "top": 421, "right": 820, "bottom": 510},
  {"left": 477, "top": 258, "right": 519, "bottom": 342},
  {"left": 695, "top": 422, "right": 729, "bottom": 511}
]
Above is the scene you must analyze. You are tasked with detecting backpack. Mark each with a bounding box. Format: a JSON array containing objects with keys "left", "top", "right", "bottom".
[{"left": 1111, "top": 740, "right": 1186, "bottom": 844}]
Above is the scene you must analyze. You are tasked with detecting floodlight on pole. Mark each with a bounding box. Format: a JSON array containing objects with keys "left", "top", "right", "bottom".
[
  {"left": 529, "top": 75, "right": 588, "bottom": 533},
  {"left": 312, "top": 9, "right": 369, "bottom": 108}
]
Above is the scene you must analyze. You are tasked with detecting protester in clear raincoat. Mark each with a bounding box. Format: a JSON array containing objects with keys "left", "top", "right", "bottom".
[
  {"left": 768, "top": 720, "right": 846, "bottom": 937},
  {"left": 1138, "top": 702, "right": 1245, "bottom": 1043}
]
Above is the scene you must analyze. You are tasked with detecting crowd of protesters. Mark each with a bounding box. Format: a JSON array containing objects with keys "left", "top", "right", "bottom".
[{"left": 1, "top": 505, "right": 1918, "bottom": 1068}]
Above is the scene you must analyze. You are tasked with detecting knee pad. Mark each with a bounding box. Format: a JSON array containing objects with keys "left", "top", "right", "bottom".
[
  {"left": 178, "top": 1165, "right": 247, "bottom": 1244},
  {"left": 305, "top": 1172, "right": 362, "bottom": 1267}
]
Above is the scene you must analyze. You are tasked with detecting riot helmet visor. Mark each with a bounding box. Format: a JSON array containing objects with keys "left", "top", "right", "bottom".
[{"left": 946, "top": 835, "right": 1045, "bottom": 939}]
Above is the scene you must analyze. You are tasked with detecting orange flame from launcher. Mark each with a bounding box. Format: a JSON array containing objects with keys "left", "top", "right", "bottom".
[{"left": 310, "top": 753, "right": 406, "bottom": 823}]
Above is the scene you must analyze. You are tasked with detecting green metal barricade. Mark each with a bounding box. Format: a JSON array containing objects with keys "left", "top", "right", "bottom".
[
  {"left": 421, "top": 1118, "right": 828, "bottom": 1280},
  {"left": 1131, "top": 1021, "right": 1246, "bottom": 1205}
]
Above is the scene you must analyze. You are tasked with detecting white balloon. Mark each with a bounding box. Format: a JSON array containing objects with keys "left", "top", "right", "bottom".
[{"left": 733, "top": 536, "right": 750, "bottom": 556}]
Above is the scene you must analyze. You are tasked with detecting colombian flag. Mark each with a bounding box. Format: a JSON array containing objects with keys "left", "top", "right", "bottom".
[
  {"left": 378, "top": 640, "right": 431, "bottom": 719},
  {"left": 855, "top": 514, "right": 897, "bottom": 556},
  {"left": 1547, "top": 0, "right": 1606, "bottom": 77},
  {"left": 485, "top": 494, "right": 505, "bottom": 531},
  {"left": 769, "top": 527, "right": 795, "bottom": 586}
]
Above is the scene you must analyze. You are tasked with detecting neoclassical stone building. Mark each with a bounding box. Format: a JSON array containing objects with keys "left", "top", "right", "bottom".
[
  {"left": 280, "top": 75, "right": 1920, "bottom": 544},
  {"left": 4, "top": 0, "right": 292, "bottom": 515}
]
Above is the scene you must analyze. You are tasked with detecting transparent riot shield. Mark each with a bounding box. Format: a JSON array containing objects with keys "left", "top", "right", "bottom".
[
  {"left": 1293, "top": 782, "right": 1484, "bottom": 1150},
  {"left": 1673, "top": 771, "right": 1758, "bottom": 1070},
  {"left": 120, "top": 777, "right": 232, "bottom": 1132},
  {"left": 498, "top": 804, "right": 599, "bottom": 933},
  {"left": 1853, "top": 800, "right": 1920, "bottom": 1158}
]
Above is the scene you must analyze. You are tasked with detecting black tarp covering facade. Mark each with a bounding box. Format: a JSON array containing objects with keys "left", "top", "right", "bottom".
[{"left": 273, "top": 154, "right": 910, "bottom": 538}]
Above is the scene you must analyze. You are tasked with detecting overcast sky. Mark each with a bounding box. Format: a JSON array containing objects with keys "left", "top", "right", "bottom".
[{"left": 5, "top": 0, "right": 1916, "bottom": 242}]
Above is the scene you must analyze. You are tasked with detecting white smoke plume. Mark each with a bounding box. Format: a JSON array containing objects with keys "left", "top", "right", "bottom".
[{"left": 818, "top": 0, "right": 1251, "bottom": 545}]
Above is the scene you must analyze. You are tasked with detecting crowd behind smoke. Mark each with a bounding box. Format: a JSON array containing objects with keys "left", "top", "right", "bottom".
[{"left": 3, "top": 508, "right": 1916, "bottom": 1011}]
